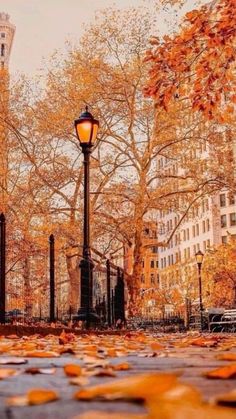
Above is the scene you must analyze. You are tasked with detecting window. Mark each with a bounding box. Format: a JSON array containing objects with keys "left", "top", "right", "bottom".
[
  {"left": 196, "top": 224, "right": 199, "bottom": 236},
  {"left": 229, "top": 194, "right": 235, "bottom": 205},
  {"left": 193, "top": 244, "right": 196, "bottom": 254},
  {"left": 230, "top": 213, "right": 236, "bottom": 226},
  {"left": 156, "top": 261, "right": 158, "bottom": 268},
  {"left": 150, "top": 260, "right": 155, "bottom": 268},
  {"left": 220, "top": 193, "right": 226, "bottom": 207},
  {"left": 150, "top": 274, "right": 155, "bottom": 284},
  {"left": 222, "top": 236, "right": 227, "bottom": 244},
  {"left": 1, "top": 33, "right": 5, "bottom": 38},
  {"left": 203, "top": 241, "right": 206, "bottom": 251},
  {"left": 206, "top": 219, "right": 210, "bottom": 231},
  {"left": 202, "top": 220, "right": 206, "bottom": 233},
  {"left": 207, "top": 239, "right": 210, "bottom": 248},
  {"left": 156, "top": 274, "right": 160, "bottom": 285},
  {"left": 152, "top": 246, "right": 158, "bottom": 254},
  {"left": 186, "top": 228, "right": 189, "bottom": 240},
  {"left": 1, "top": 43, "right": 5, "bottom": 57},
  {"left": 175, "top": 252, "right": 179, "bottom": 262},
  {"left": 221, "top": 214, "right": 227, "bottom": 228},
  {"left": 141, "top": 274, "right": 145, "bottom": 283},
  {"left": 192, "top": 225, "right": 195, "bottom": 237},
  {"left": 183, "top": 230, "right": 186, "bottom": 241}
]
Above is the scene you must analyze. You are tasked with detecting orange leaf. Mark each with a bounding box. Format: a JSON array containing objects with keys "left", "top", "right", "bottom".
[
  {"left": 24, "top": 351, "right": 60, "bottom": 358},
  {"left": 0, "top": 368, "right": 18, "bottom": 379},
  {"left": 205, "top": 364, "right": 236, "bottom": 379},
  {"left": 28, "top": 389, "right": 59, "bottom": 405},
  {"left": 64, "top": 364, "right": 82, "bottom": 377},
  {"left": 216, "top": 354, "right": 236, "bottom": 362},
  {"left": 74, "top": 373, "right": 178, "bottom": 401},
  {"left": 112, "top": 362, "right": 131, "bottom": 371}
]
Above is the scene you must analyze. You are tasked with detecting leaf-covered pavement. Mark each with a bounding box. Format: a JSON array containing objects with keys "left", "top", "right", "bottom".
[{"left": 0, "top": 331, "right": 236, "bottom": 418}]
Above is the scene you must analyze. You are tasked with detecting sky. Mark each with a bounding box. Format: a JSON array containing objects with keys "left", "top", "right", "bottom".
[{"left": 0, "top": 0, "right": 199, "bottom": 78}]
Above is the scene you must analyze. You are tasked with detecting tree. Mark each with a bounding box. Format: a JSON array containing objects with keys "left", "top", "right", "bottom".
[
  {"left": 203, "top": 237, "right": 236, "bottom": 308},
  {"left": 144, "top": 0, "right": 236, "bottom": 122},
  {"left": 5, "top": 5, "right": 235, "bottom": 317}
]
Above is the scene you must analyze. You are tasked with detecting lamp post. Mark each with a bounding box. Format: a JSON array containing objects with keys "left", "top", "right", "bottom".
[
  {"left": 195, "top": 250, "right": 204, "bottom": 332},
  {"left": 74, "top": 106, "right": 99, "bottom": 328}
]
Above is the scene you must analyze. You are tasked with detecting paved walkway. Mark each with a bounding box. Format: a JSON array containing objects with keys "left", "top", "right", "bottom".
[{"left": 0, "top": 332, "right": 236, "bottom": 418}]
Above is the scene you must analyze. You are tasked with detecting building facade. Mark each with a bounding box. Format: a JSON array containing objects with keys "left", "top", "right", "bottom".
[{"left": 0, "top": 12, "right": 15, "bottom": 212}]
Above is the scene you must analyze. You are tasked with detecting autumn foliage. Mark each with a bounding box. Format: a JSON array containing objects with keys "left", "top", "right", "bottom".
[{"left": 144, "top": 0, "right": 236, "bottom": 121}]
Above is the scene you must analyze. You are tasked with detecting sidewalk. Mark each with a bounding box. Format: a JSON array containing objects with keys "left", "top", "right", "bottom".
[{"left": 0, "top": 331, "right": 236, "bottom": 418}]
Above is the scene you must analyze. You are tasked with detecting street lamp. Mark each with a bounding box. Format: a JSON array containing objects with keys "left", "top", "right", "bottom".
[
  {"left": 195, "top": 250, "right": 204, "bottom": 332},
  {"left": 74, "top": 106, "right": 99, "bottom": 328}
]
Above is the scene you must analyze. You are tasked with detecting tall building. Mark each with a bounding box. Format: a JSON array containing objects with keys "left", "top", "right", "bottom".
[
  {"left": 0, "top": 12, "right": 15, "bottom": 212},
  {"left": 158, "top": 153, "right": 236, "bottom": 313}
]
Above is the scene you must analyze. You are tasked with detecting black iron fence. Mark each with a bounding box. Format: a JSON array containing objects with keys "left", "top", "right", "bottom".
[{"left": 0, "top": 213, "right": 125, "bottom": 326}]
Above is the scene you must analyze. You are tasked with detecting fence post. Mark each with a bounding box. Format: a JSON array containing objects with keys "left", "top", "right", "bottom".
[
  {"left": 49, "top": 234, "right": 55, "bottom": 322},
  {"left": 106, "top": 259, "right": 111, "bottom": 327},
  {"left": 0, "top": 213, "right": 6, "bottom": 324},
  {"left": 111, "top": 289, "right": 114, "bottom": 325},
  {"left": 114, "top": 268, "right": 125, "bottom": 325}
]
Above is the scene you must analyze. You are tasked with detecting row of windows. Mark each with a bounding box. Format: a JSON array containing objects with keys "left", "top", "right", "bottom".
[
  {"left": 142, "top": 260, "right": 158, "bottom": 268},
  {"left": 159, "top": 199, "right": 209, "bottom": 222},
  {"left": 221, "top": 213, "right": 236, "bottom": 228},
  {"left": 160, "top": 241, "right": 210, "bottom": 268},
  {"left": 220, "top": 193, "right": 235, "bottom": 207},
  {"left": 141, "top": 273, "right": 159, "bottom": 284}
]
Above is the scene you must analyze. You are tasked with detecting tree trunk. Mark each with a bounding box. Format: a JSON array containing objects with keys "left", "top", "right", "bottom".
[
  {"left": 127, "top": 229, "right": 143, "bottom": 316},
  {"left": 23, "top": 256, "right": 32, "bottom": 317}
]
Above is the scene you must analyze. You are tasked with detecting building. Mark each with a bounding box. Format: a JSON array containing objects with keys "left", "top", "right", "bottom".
[
  {"left": 0, "top": 12, "right": 15, "bottom": 212},
  {"left": 157, "top": 152, "right": 236, "bottom": 313}
]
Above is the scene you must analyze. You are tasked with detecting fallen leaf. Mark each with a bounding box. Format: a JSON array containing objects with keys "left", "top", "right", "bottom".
[
  {"left": 59, "top": 330, "right": 76, "bottom": 345},
  {"left": 64, "top": 364, "right": 82, "bottom": 377},
  {"left": 0, "top": 357, "right": 27, "bottom": 365},
  {"left": 70, "top": 376, "right": 89, "bottom": 386},
  {"left": 91, "top": 369, "right": 117, "bottom": 378},
  {"left": 74, "top": 373, "right": 178, "bottom": 402},
  {"left": 24, "top": 351, "right": 60, "bottom": 358},
  {"left": 73, "top": 412, "right": 148, "bottom": 419},
  {"left": 214, "top": 389, "right": 236, "bottom": 407},
  {"left": 112, "top": 362, "right": 131, "bottom": 371},
  {"left": 6, "top": 395, "right": 28, "bottom": 406},
  {"left": 149, "top": 401, "right": 236, "bottom": 419},
  {"left": 25, "top": 367, "right": 56, "bottom": 375},
  {"left": 205, "top": 364, "right": 236, "bottom": 379},
  {"left": 28, "top": 389, "right": 59, "bottom": 405},
  {"left": 216, "top": 354, "right": 236, "bottom": 362},
  {"left": 0, "top": 368, "right": 18, "bottom": 379}
]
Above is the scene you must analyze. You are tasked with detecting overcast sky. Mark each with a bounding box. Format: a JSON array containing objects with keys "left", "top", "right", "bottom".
[{"left": 0, "top": 0, "right": 199, "bottom": 78}]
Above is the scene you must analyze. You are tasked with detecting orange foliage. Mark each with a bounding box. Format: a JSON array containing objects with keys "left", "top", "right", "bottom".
[{"left": 144, "top": 0, "right": 236, "bottom": 121}]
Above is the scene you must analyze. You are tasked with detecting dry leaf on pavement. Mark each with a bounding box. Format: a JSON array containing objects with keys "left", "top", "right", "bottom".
[
  {"left": 64, "top": 364, "right": 82, "bottom": 377},
  {"left": 0, "top": 357, "right": 27, "bottom": 365},
  {"left": 0, "top": 368, "right": 18, "bottom": 379},
  {"left": 74, "top": 373, "right": 178, "bottom": 402},
  {"left": 73, "top": 412, "right": 148, "bottom": 419},
  {"left": 25, "top": 367, "right": 56, "bottom": 375},
  {"left": 6, "top": 389, "right": 59, "bottom": 406},
  {"left": 214, "top": 389, "right": 236, "bottom": 407},
  {"left": 205, "top": 364, "right": 236, "bottom": 379}
]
